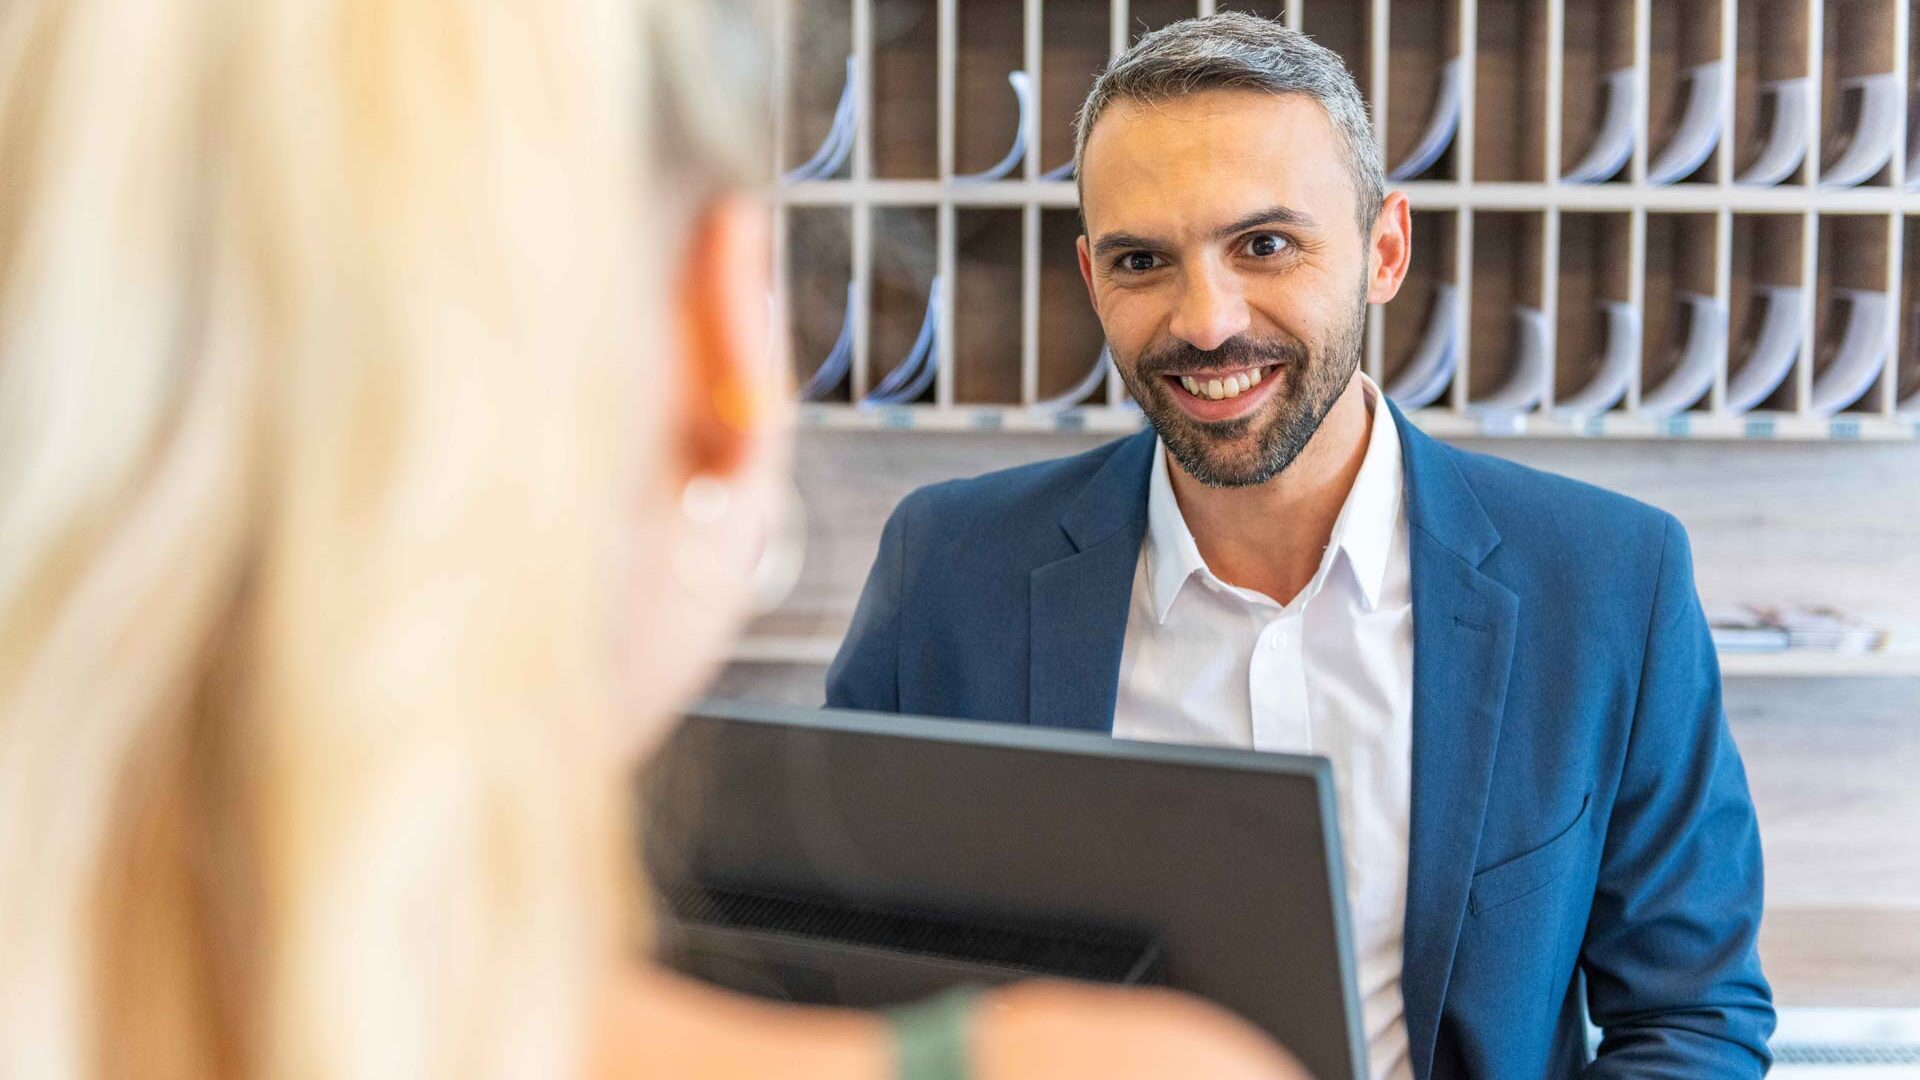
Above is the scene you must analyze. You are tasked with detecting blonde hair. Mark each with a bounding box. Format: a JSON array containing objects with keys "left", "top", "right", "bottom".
[{"left": 0, "top": 1, "right": 764, "bottom": 1077}]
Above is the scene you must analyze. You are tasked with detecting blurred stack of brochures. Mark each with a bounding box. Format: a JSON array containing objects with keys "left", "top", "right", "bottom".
[{"left": 1707, "top": 604, "right": 1890, "bottom": 654}]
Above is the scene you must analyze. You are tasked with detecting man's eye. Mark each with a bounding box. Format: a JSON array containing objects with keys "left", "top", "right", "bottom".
[
  {"left": 1121, "top": 252, "right": 1158, "bottom": 272},
  {"left": 1246, "top": 233, "right": 1288, "bottom": 257}
]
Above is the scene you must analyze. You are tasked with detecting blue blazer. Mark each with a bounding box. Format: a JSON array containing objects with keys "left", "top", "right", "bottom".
[{"left": 826, "top": 401, "right": 1774, "bottom": 1079}]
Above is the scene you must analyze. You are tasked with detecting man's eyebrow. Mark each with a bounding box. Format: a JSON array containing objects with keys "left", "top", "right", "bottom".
[
  {"left": 1089, "top": 205, "right": 1320, "bottom": 259},
  {"left": 1089, "top": 231, "right": 1162, "bottom": 258},
  {"left": 1213, "top": 204, "right": 1318, "bottom": 238}
]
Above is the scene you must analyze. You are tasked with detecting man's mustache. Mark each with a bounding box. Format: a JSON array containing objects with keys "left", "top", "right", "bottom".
[{"left": 1131, "top": 335, "right": 1309, "bottom": 378}]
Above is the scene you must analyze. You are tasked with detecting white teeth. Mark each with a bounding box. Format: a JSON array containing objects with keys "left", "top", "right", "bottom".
[{"left": 1180, "top": 370, "right": 1268, "bottom": 401}]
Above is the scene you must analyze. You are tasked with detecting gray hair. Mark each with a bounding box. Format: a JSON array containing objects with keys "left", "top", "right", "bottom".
[{"left": 1073, "top": 12, "right": 1385, "bottom": 235}]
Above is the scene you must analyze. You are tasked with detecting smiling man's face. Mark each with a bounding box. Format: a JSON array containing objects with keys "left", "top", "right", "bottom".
[{"left": 1077, "top": 88, "right": 1400, "bottom": 488}]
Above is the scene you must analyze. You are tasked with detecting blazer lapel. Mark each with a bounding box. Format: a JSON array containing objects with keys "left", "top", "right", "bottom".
[
  {"left": 1028, "top": 430, "right": 1156, "bottom": 734},
  {"left": 1388, "top": 402, "right": 1519, "bottom": 1080}
]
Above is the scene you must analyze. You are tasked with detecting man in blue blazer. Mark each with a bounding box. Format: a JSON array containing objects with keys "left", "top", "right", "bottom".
[{"left": 827, "top": 13, "right": 1772, "bottom": 1080}]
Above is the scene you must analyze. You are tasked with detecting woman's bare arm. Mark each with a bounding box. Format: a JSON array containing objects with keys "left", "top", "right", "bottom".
[{"left": 599, "top": 965, "right": 1310, "bottom": 1080}]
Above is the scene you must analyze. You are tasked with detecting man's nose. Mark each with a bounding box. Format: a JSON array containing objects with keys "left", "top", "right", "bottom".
[{"left": 1166, "top": 261, "right": 1251, "bottom": 353}]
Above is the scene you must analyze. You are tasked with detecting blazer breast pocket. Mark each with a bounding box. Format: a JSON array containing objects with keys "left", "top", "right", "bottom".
[{"left": 1468, "top": 792, "right": 1593, "bottom": 916}]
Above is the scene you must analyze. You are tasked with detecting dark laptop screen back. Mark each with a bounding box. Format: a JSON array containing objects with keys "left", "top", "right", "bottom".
[{"left": 642, "top": 700, "right": 1368, "bottom": 1080}]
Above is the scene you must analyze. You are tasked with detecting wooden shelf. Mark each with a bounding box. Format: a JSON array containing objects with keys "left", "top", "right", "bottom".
[
  {"left": 798, "top": 401, "right": 1919, "bottom": 439},
  {"left": 783, "top": 178, "right": 1920, "bottom": 213},
  {"left": 1717, "top": 649, "right": 1920, "bottom": 678},
  {"left": 776, "top": 0, "right": 1920, "bottom": 440}
]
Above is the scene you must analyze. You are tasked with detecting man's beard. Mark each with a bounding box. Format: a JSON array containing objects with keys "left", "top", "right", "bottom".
[{"left": 1115, "top": 289, "right": 1370, "bottom": 489}]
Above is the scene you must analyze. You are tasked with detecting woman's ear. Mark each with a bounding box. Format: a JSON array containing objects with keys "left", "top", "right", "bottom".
[{"left": 674, "top": 194, "right": 784, "bottom": 485}]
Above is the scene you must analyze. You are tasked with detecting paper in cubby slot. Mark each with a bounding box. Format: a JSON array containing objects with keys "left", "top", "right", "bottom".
[
  {"left": 956, "top": 72, "right": 1033, "bottom": 183},
  {"left": 1821, "top": 73, "right": 1902, "bottom": 188},
  {"left": 1637, "top": 293, "right": 1726, "bottom": 417},
  {"left": 1387, "top": 58, "right": 1464, "bottom": 182},
  {"left": 1385, "top": 282, "right": 1460, "bottom": 410},
  {"left": 785, "top": 57, "right": 858, "bottom": 184},
  {"left": 1466, "top": 306, "right": 1551, "bottom": 415},
  {"left": 1907, "top": 137, "right": 1920, "bottom": 190},
  {"left": 1724, "top": 285, "right": 1805, "bottom": 414},
  {"left": 1562, "top": 68, "right": 1636, "bottom": 184},
  {"left": 1646, "top": 61, "right": 1725, "bottom": 185},
  {"left": 1808, "top": 288, "right": 1893, "bottom": 416},
  {"left": 860, "top": 275, "right": 943, "bottom": 407},
  {"left": 1737, "top": 78, "right": 1811, "bottom": 186},
  {"left": 1552, "top": 301, "right": 1639, "bottom": 418},
  {"left": 801, "top": 280, "right": 858, "bottom": 401},
  {"left": 1706, "top": 606, "right": 1791, "bottom": 653},
  {"left": 1031, "top": 345, "right": 1113, "bottom": 414},
  {"left": 1708, "top": 603, "right": 1888, "bottom": 653}
]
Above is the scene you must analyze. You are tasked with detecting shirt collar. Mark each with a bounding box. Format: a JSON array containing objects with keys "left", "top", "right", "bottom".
[
  {"left": 1142, "top": 372, "right": 1404, "bottom": 624},
  {"left": 1335, "top": 373, "right": 1403, "bottom": 611},
  {"left": 1144, "top": 434, "right": 1211, "bottom": 624}
]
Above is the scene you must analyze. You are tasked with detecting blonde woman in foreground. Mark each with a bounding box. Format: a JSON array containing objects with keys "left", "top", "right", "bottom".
[{"left": 0, "top": 1, "right": 1305, "bottom": 1077}]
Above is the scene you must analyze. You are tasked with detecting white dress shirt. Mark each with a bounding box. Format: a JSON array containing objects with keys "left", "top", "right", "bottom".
[{"left": 1113, "top": 374, "right": 1415, "bottom": 1080}]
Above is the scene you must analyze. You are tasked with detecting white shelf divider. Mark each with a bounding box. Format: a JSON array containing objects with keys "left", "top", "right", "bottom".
[
  {"left": 1895, "top": 0, "right": 1912, "bottom": 191},
  {"left": 1632, "top": 0, "right": 1651, "bottom": 186},
  {"left": 1626, "top": 206, "right": 1648, "bottom": 410},
  {"left": 849, "top": 0, "right": 874, "bottom": 399},
  {"left": 1022, "top": 0, "right": 1045, "bottom": 406},
  {"left": 1366, "top": 0, "right": 1390, "bottom": 385},
  {"left": 1718, "top": 0, "right": 1737, "bottom": 188},
  {"left": 1796, "top": 1, "right": 1817, "bottom": 426},
  {"left": 934, "top": 0, "right": 956, "bottom": 408},
  {"left": 1712, "top": 208, "right": 1733, "bottom": 412},
  {"left": 1798, "top": 210, "right": 1818, "bottom": 417},
  {"left": 1103, "top": 0, "right": 1129, "bottom": 408},
  {"left": 1542, "top": 206, "right": 1563, "bottom": 411},
  {"left": 1883, "top": 0, "right": 1911, "bottom": 415}
]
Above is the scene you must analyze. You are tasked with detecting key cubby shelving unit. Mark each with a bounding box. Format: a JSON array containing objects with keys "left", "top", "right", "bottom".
[{"left": 775, "top": 0, "right": 1920, "bottom": 440}]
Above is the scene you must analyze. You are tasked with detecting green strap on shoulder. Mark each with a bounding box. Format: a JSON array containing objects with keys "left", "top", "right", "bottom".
[{"left": 887, "top": 987, "right": 983, "bottom": 1080}]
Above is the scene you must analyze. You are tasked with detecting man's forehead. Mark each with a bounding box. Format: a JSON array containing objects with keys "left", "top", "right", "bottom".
[{"left": 1080, "top": 89, "right": 1352, "bottom": 237}]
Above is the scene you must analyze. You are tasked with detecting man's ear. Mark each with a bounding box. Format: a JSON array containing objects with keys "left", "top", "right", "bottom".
[
  {"left": 674, "top": 194, "right": 779, "bottom": 484},
  {"left": 1366, "top": 190, "right": 1413, "bottom": 306}
]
